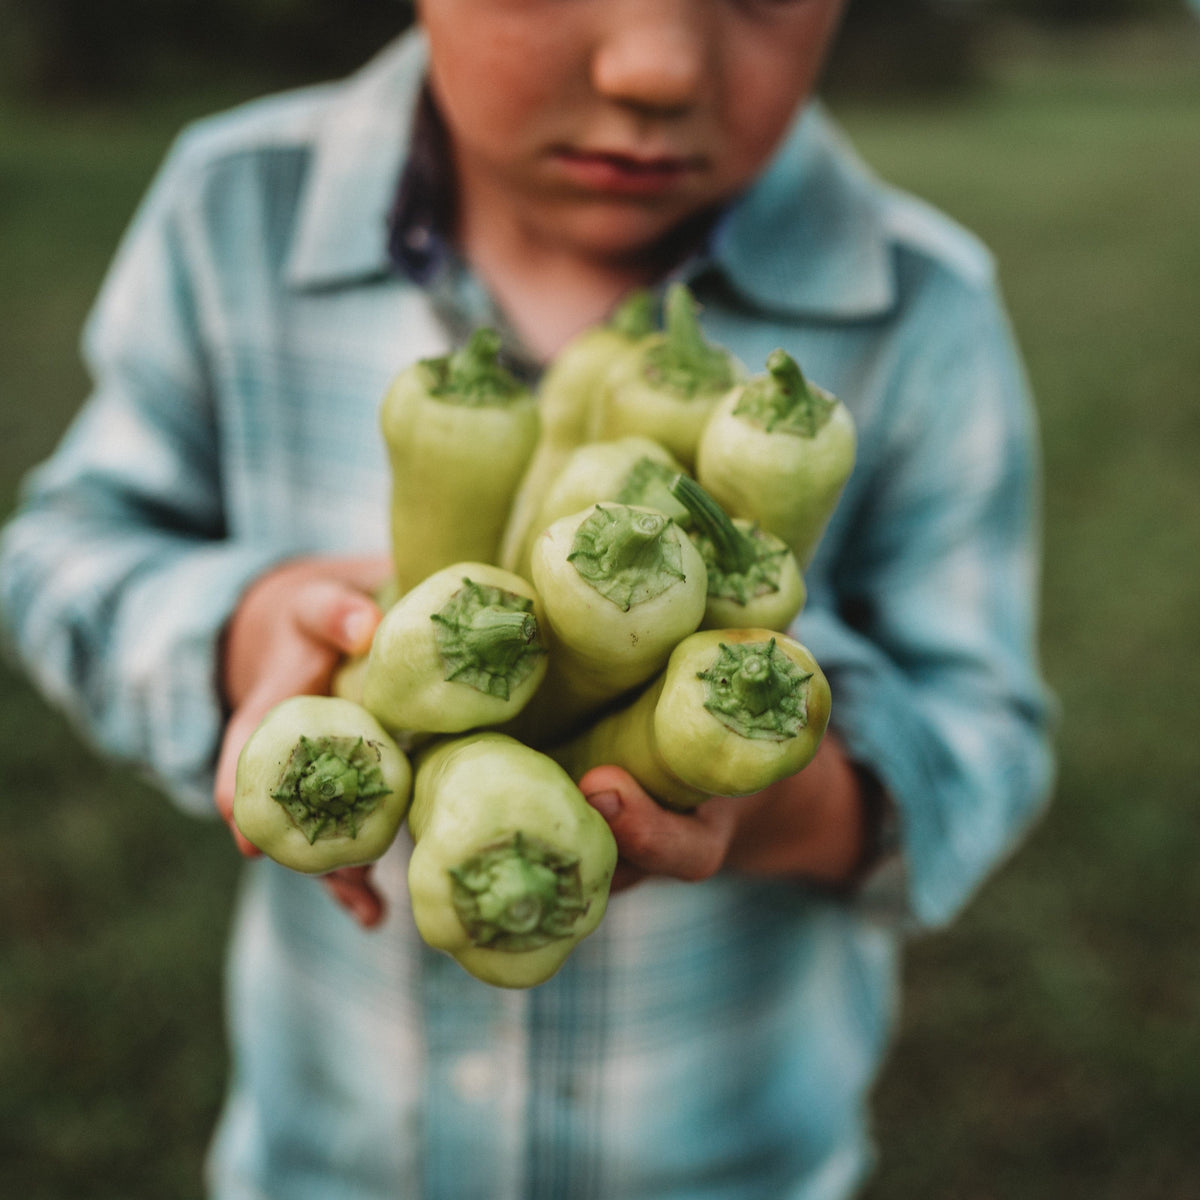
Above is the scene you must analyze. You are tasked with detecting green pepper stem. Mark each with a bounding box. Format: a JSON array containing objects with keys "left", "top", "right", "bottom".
[
  {"left": 668, "top": 474, "right": 758, "bottom": 575},
  {"left": 664, "top": 283, "right": 707, "bottom": 361},
  {"left": 696, "top": 639, "right": 811, "bottom": 741},
  {"left": 766, "top": 347, "right": 805, "bottom": 394},
  {"left": 431, "top": 579, "right": 545, "bottom": 700},
  {"left": 566, "top": 505, "right": 686, "bottom": 610},
  {"left": 594, "top": 509, "right": 669, "bottom": 573},
  {"left": 427, "top": 328, "right": 524, "bottom": 404},
  {"left": 734, "top": 348, "right": 837, "bottom": 436},
  {"left": 462, "top": 608, "right": 540, "bottom": 672},
  {"left": 641, "top": 283, "right": 735, "bottom": 398},
  {"left": 728, "top": 646, "right": 783, "bottom": 716},
  {"left": 608, "top": 289, "right": 655, "bottom": 339}
]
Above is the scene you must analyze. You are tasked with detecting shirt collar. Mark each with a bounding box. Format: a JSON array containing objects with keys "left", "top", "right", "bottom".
[
  {"left": 287, "top": 31, "right": 895, "bottom": 320},
  {"left": 386, "top": 81, "right": 456, "bottom": 285},
  {"left": 285, "top": 32, "right": 428, "bottom": 290},
  {"left": 708, "top": 103, "right": 895, "bottom": 320}
]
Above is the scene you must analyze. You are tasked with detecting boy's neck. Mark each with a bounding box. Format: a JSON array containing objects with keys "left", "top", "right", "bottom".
[
  {"left": 453, "top": 183, "right": 712, "bottom": 364},
  {"left": 464, "top": 237, "right": 652, "bottom": 362}
]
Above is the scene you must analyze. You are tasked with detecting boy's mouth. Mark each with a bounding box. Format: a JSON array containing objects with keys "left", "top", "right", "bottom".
[{"left": 551, "top": 147, "right": 703, "bottom": 197}]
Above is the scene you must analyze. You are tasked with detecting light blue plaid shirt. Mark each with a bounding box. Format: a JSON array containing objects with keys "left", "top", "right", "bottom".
[{"left": 0, "top": 32, "right": 1054, "bottom": 1200}]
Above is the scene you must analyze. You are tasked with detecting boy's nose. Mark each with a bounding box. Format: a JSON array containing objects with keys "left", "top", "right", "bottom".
[{"left": 590, "top": 0, "right": 709, "bottom": 115}]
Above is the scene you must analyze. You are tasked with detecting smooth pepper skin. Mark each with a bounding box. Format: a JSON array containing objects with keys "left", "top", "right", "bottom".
[
  {"left": 380, "top": 328, "right": 539, "bottom": 595},
  {"left": 233, "top": 695, "right": 413, "bottom": 874},
  {"left": 361, "top": 561, "right": 548, "bottom": 735},
  {"left": 407, "top": 732, "right": 618, "bottom": 989},
  {"left": 553, "top": 627, "right": 831, "bottom": 811},
  {"left": 695, "top": 348, "right": 857, "bottom": 567}
]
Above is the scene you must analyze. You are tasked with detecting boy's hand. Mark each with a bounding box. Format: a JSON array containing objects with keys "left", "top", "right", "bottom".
[
  {"left": 578, "top": 731, "right": 866, "bottom": 893},
  {"left": 213, "top": 554, "right": 392, "bottom": 928}
]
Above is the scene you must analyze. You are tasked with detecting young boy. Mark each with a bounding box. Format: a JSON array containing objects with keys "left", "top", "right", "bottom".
[{"left": 0, "top": 2, "right": 1055, "bottom": 1197}]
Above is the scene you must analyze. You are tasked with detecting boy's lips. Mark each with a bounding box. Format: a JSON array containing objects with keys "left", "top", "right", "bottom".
[{"left": 550, "top": 147, "right": 704, "bottom": 197}]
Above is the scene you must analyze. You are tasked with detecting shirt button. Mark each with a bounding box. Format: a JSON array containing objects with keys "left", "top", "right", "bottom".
[{"left": 451, "top": 1051, "right": 495, "bottom": 1102}]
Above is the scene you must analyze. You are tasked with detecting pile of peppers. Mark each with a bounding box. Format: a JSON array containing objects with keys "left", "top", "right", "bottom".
[{"left": 233, "top": 284, "right": 855, "bottom": 988}]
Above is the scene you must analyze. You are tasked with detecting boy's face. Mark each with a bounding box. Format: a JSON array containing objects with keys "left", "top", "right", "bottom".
[{"left": 416, "top": 0, "right": 848, "bottom": 265}]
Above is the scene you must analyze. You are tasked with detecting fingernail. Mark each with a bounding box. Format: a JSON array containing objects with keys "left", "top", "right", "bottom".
[
  {"left": 341, "top": 609, "right": 373, "bottom": 651},
  {"left": 586, "top": 790, "right": 621, "bottom": 820}
]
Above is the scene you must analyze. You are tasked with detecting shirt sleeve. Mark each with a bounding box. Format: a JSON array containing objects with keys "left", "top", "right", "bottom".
[
  {"left": 0, "top": 133, "right": 286, "bottom": 816},
  {"left": 802, "top": 275, "right": 1057, "bottom": 931}
]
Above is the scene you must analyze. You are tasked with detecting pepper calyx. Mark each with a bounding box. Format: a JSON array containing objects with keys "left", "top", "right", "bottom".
[
  {"left": 696, "top": 639, "right": 811, "bottom": 741},
  {"left": 668, "top": 474, "right": 786, "bottom": 602},
  {"left": 732, "top": 348, "right": 837, "bottom": 437},
  {"left": 567, "top": 505, "right": 687, "bottom": 611},
  {"left": 431, "top": 578, "right": 546, "bottom": 700},
  {"left": 272, "top": 735, "right": 392, "bottom": 843},
  {"left": 420, "top": 328, "right": 527, "bottom": 407},
  {"left": 449, "top": 832, "right": 589, "bottom": 951},
  {"left": 614, "top": 456, "right": 692, "bottom": 527},
  {"left": 608, "top": 288, "right": 656, "bottom": 339}
]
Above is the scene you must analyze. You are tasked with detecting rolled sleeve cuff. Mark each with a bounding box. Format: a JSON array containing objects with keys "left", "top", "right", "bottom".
[{"left": 797, "top": 606, "right": 1054, "bottom": 930}]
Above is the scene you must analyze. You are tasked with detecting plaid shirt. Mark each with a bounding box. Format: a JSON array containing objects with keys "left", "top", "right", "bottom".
[{"left": 0, "top": 31, "right": 1054, "bottom": 1200}]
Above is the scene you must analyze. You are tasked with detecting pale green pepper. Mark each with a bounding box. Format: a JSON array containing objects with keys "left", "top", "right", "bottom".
[
  {"left": 361, "top": 562, "right": 548, "bottom": 734},
  {"left": 591, "top": 283, "right": 744, "bottom": 470},
  {"left": 511, "top": 435, "right": 689, "bottom": 581},
  {"left": 553, "top": 628, "right": 831, "bottom": 811},
  {"left": 407, "top": 732, "right": 618, "bottom": 988},
  {"left": 380, "top": 328, "right": 539, "bottom": 594},
  {"left": 233, "top": 695, "right": 413, "bottom": 873},
  {"left": 511, "top": 502, "right": 708, "bottom": 747},
  {"left": 695, "top": 348, "right": 856, "bottom": 567},
  {"left": 499, "top": 290, "right": 655, "bottom": 573},
  {"left": 668, "top": 474, "right": 806, "bottom": 632}
]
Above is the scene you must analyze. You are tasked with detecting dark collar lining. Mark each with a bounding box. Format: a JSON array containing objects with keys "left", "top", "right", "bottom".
[{"left": 387, "top": 84, "right": 457, "bottom": 284}]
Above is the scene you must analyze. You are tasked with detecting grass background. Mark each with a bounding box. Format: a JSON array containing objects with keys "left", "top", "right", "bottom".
[{"left": 1, "top": 22, "right": 1198, "bottom": 1199}]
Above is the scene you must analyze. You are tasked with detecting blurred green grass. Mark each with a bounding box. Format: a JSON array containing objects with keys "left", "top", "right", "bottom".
[{"left": 2, "top": 25, "right": 1198, "bottom": 1199}]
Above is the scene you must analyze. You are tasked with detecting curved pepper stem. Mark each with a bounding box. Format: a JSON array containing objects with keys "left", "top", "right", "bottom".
[
  {"left": 668, "top": 474, "right": 789, "bottom": 606},
  {"left": 668, "top": 474, "right": 758, "bottom": 575},
  {"left": 733, "top": 348, "right": 838, "bottom": 436}
]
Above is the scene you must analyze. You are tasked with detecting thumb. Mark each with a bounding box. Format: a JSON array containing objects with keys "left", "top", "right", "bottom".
[{"left": 291, "top": 578, "right": 383, "bottom": 657}]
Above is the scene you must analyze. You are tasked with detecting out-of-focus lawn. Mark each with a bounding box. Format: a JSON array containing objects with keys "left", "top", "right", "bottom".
[
  {"left": 1, "top": 24, "right": 1197, "bottom": 1200},
  {"left": 838, "top": 24, "right": 1200, "bottom": 1200}
]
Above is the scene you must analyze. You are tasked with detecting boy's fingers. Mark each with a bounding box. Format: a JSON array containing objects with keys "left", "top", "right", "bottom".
[
  {"left": 579, "top": 765, "right": 740, "bottom": 886},
  {"left": 321, "top": 867, "right": 387, "bottom": 928},
  {"left": 290, "top": 578, "right": 383, "bottom": 657},
  {"left": 213, "top": 554, "right": 391, "bottom": 861}
]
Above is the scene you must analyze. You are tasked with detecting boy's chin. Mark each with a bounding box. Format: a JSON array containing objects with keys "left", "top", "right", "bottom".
[{"left": 543, "top": 200, "right": 717, "bottom": 271}]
